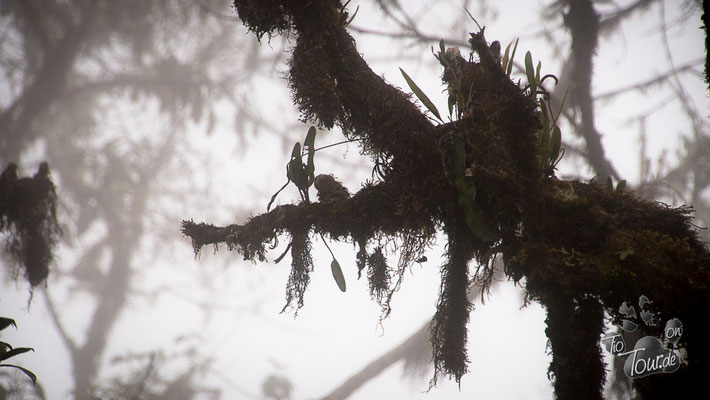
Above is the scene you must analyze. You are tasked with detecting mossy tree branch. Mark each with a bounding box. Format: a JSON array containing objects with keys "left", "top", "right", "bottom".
[{"left": 181, "top": 1, "right": 710, "bottom": 397}]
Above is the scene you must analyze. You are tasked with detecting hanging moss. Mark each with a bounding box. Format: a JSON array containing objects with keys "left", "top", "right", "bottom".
[
  {"left": 366, "top": 246, "right": 390, "bottom": 306},
  {"left": 0, "top": 162, "right": 61, "bottom": 287},
  {"left": 282, "top": 227, "right": 313, "bottom": 314},
  {"left": 430, "top": 225, "right": 476, "bottom": 386}
]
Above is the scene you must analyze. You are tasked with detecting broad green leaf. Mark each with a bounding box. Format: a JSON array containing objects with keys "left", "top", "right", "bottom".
[
  {"left": 0, "top": 347, "right": 33, "bottom": 362},
  {"left": 616, "top": 180, "right": 627, "bottom": 194},
  {"left": 330, "top": 259, "right": 346, "bottom": 292},
  {"left": 0, "top": 364, "right": 36, "bottom": 384},
  {"left": 549, "top": 125, "right": 561, "bottom": 164},
  {"left": 525, "top": 51, "right": 536, "bottom": 93},
  {"left": 0, "top": 318, "right": 16, "bottom": 332},
  {"left": 400, "top": 68, "right": 443, "bottom": 122},
  {"left": 506, "top": 39, "right": 519, "bottom": 76}
]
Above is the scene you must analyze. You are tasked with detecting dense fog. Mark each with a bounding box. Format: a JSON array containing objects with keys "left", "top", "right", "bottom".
[{"left": 0, "top": 1, "right": 706, "bottom": 399}]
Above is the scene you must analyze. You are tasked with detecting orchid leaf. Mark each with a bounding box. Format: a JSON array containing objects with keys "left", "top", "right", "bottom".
[{"left": 400, "top": 68, "right": 443, "bottom": 122}]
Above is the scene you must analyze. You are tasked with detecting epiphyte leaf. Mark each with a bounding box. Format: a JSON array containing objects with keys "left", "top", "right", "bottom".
[{"left": 400, "top": 68, "right": 443, "bottom": 122}]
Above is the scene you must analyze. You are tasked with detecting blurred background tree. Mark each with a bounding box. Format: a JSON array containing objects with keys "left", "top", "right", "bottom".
[
  {"left": 1, "top": 0, "right": 294, "bottom": 398},
  {"left": 0, "top": 0, "right": 706, "bottom": 399}
]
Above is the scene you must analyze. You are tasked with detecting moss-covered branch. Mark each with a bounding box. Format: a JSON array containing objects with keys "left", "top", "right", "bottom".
[
  {"left": 181, "top": 1, "right": 710, "bottom": 396},
  {"left": 182, "top": 181, "right": 435, "bottom": 256},
  {"left": 237, "top": 0, "right": 435, "bottom": 166}
]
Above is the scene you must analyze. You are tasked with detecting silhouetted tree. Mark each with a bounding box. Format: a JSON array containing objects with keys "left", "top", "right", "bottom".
[{"left": 183, "top": 1, "right": 710, "bottom": 399}]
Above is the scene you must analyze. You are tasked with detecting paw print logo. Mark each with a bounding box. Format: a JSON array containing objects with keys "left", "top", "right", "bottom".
[
  {"left": 602, "top": 295, "right": 683, "bottom": 379},
  {"left": 618, "top": 301, "right": 638, "bottom": 333},
  {"left": 617, "top": 295, "right": 658, "bottom": 334}
]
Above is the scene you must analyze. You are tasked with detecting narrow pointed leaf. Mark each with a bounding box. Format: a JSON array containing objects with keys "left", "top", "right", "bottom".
[
  {"left": 0, "top": 364, "right": 36, "bottom": 384},
  {"left": 606, "top": 176, "right": 614, "bottom": 192},
  {"left": 506, "top": 39, "right": 519, "bottom": 76},
  {"left": 330, "top": 259, "right": 347, "bottom": 292},
  {"left": 535, "top": 60, "right": 542, "bottom": 83},
  {"left": 502, "top": 41, "right": 512, "bottom": 74},
  {"left": 304, "top": 126, "right": 317, "bottom": 183},
  {"left": 525, "top": 51, "right": 536, "bottom": 93},
  {"left": 464, "top": 8, "right": 482, "bottom": 30},
  {"left": 0, "top": 347, "right": 34, "bottom": 362},
  {"left": 553, "top": 85, "right": 571, "bottom": 125},
  {"left": 400, "top": 68, "right": 442, "bottom": 122},
  {"left": 344, "top": 5, "right": 359, "bottom": 26},
  {"left": 466, "top": 84, "right": 475, "bottom": 108},
  {"left": 0, "top": 318, "right": 16, "bottom": 331},
  {"left": 455, "top": 93, "right": 465, "bottom": 113},
  {"left": 267, "top": 180, "right": 290, "bottom": 211},
  {"left": 616, "top": 180, "right": 627, "bottom": 194}
]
